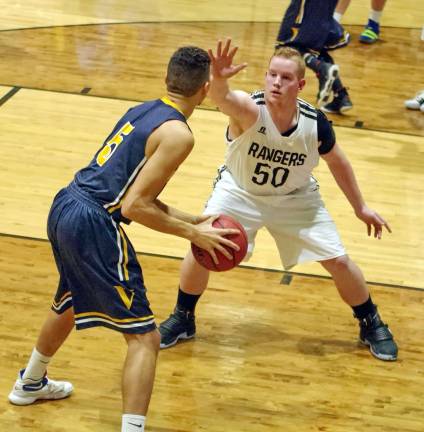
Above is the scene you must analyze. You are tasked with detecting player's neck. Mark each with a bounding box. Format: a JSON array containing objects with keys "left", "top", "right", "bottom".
[
  {"left": 267, "top": 99, "right": 298, "bottom": 133},
  {"left": 165, "top": 92, "right": 197, "bottom": 119}
]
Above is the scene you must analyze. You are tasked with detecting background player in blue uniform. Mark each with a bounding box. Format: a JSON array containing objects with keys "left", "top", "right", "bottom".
[
  {"left": 276, "top": 0, "right": 353, "bottom": 114},
  {"left": 8, "top": 46, "right": 240, "bottom": 432}
]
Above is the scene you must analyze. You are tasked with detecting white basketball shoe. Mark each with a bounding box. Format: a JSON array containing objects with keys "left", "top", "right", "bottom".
[
  {"left": 404, "top": 91, "right": 424, "bottom": 111},
  {"left": 8, "top": 369, "right": 73, "bottom": 406}
]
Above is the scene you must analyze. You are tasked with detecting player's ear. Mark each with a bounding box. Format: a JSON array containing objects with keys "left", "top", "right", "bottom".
[{"left": 298, "top": 78, "right": 306, "bottom": 91}]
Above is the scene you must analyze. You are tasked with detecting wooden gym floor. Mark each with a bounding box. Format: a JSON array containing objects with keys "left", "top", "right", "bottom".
[{"left": 0, "top": 1, "right": 423, "bottom": 431}]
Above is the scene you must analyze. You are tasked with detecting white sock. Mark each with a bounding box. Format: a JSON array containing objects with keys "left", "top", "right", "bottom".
[
  {"left": 333, "top": 12, "right": 343, "bottom": 23},
  {"left": 22, "top": 348, "right": 51, "bottom": 381},
  {"left": 369, "top": 9, "right": 383, "bottom": 23},
  {"left": 122, "top": 414, "right": 146, "bottom": 432}
]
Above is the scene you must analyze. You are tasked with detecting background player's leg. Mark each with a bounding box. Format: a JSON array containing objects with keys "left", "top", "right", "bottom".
[
  {"left": 360, "top": 0, "right": 387, "bottom": 43},
  {"left": 303, "top": 51, "right": 339, "bottom": 106},
  {"left": 121, "top": 331, "right": 160, "bottom": 416},
  {"left": 333, "top": 0, "right": 351, "bottom": 22},
  {"left": 316, "top": 51, "right": 352, "bottom": 114},
  {"left": 320, "top": 255, "right": 397, "bottom": 361}
]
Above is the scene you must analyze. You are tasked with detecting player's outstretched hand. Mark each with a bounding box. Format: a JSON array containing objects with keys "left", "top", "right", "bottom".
[
  {"left": 208, "top": 38, "right": 247, "bottom": 80},
  {"left": 355, "top": 206, "right": 392, "bottom": 239},
  {"left": 191, "top": 215, "right": 240, "bottom": 264}
]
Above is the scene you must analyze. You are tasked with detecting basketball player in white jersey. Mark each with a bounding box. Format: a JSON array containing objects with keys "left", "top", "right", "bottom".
[{"left": 160, "top": 39, "right": 398, "bottom": 361}]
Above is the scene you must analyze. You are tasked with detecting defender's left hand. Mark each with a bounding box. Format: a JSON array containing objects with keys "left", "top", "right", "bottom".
[{"left": 355, "top": 206, "right": 392, "bottom": 239}]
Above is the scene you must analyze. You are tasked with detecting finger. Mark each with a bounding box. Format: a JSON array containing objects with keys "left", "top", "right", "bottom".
[
  {"left": 216, "top": 244, "right": 233, "bottom": 260},
  {"left": 221, "top": 239, "right": 240, "bottom": 251},
  {"left": 207, "top": 48, "right": 216, "bottom": 62},
  {"left": 232, "top": 63, "right": 248, "bottom": 74},
  {"left": 228, "top": 46, "right": 238, "bottom": 60},
  {"left": 367, "top": 224, "right": 371, "bottom": 236},
  {"left": 217, "top": 228, "right": 240, "bottom": 236},
  {"left": 209, "top": 248, "right": 219, "bottom": 265},
  {"left": 374, "top": 213, "right": 392, "bottom": 233},
  {"left": 222, "top": 38, "right": 231, "bottom": 57},
  {"left": 196, "top": 214, "right": 210, "bottom": 224},
  {"left": 208, "top": 214, "right": 220, "bottom": 224},
  {"left": 217, "top": 40, "right": 222, "bottom": 57}
]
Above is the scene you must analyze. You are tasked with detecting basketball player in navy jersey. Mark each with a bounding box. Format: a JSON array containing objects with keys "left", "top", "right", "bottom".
[
  {"left": 159, "top": 39, "right": 398, "bottom": 362},
  {"left": 276, "top": 0, "right": 353, "bottom": 114},
  {"left": 8, "top": 46, "right": 241, "bottom": 432}
]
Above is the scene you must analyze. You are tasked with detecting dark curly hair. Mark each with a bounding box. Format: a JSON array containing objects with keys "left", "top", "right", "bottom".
[{"left": 166, "top": 46, "right": 210, "bottom": 97}]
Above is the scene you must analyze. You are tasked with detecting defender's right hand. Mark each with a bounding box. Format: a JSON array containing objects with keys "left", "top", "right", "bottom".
[{"left": 208, "top": 38, "right": 247, "bottom": 80}]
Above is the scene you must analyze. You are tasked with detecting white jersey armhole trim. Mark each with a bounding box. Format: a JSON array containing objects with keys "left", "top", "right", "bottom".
[{"left": 226, "top": 106, "right": 262, "bottom": 144}]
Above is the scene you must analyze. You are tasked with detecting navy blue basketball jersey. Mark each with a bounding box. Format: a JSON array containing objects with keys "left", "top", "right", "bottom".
[
  {"left": 276, "top": 0, "right": 338, "bottom": 53},
  {"left": 74, "top": 97, "right": 187, "bottom": 223}
]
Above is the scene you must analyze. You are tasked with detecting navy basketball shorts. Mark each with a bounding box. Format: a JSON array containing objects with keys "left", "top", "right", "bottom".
[{"left": 47, "top": 183, "right": 156, "bottom": 334}]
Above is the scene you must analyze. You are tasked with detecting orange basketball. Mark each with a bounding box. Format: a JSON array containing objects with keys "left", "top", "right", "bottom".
[{"left": 191, "top": 214, "right": 248, "bottom": 272}]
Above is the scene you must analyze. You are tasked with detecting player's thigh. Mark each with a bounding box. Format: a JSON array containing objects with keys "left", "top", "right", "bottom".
[{"left": 265, "top": 198, "right": 345, "bottom": 269}]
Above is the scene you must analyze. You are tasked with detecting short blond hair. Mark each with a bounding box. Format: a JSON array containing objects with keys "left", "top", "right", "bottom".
[{"left": 271, "top": 46, "right": 305, "bottom": 79}]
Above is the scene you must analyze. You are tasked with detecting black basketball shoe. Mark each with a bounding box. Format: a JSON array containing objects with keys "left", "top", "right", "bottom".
[
  {"left": 316, "top": 62, "right": 339, "bottom": 106},
  {"left": 321, "top": 87, "right": 353, "bottom": 114},
  {"left": 159, "top": 307, "right": 196, "bottom": 349},
  {"left": 358, "top": 311, "right": 398, "bottom": 361}
]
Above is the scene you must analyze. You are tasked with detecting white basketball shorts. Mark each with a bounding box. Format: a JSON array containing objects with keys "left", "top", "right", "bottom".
[{"left": 204, "top": 168, "right": 346, "bottom": 269}]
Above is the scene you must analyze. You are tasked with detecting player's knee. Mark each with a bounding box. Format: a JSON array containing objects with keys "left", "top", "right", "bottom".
[
  {"left": 320, "top": 254, "right": 351, "bottom": 274},
  {"left": 124, "top": 329, "right": 161, "bottom": 353}
]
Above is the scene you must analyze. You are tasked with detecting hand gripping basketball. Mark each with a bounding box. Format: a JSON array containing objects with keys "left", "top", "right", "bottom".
[{"left": 191, "top": 214, "right": 248, "bottom": 272}]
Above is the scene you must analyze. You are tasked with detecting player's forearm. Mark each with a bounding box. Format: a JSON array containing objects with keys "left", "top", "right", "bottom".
[
  {"left": 154, "top": 199, "right": 198, "bottom": 224},
  {"left": 122, "top": 199, "right": 197, "bottom": 241},
  {"left": 209, "top": 76, "right": 238, "bottom": 115},
  {"left": 328, "top": 157, "right": 366, "bottom": 214}
]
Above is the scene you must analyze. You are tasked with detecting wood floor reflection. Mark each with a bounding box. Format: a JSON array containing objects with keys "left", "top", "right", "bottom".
[{"left": 0, "top": 23, "right": 423, "bottom": 135}]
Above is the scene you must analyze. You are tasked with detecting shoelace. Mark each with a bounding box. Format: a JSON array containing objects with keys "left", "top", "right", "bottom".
[
  {"left": 161, "top": 312, "right": 191, "bottom": 331},
  {"left": 369, "top": 324, "right": 392, "bottom": 342}
]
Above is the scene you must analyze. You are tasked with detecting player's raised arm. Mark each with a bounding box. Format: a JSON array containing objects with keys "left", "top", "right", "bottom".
[{"left": 208, "top": 38, "right": 258, "bottom": 131}]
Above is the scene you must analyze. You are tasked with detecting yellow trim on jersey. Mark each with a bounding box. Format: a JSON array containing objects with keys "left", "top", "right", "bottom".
[
  {"left": 114, "top": 285, "right": 134, "bottom": 309},
  {"left": 75, "top": 311, "right": 154, "bottom": 323},
  {"left": 52, "top": 291, "right": 72, "bottom": 307},
  {"left": 295, "top": 0, "right": 306, "bottom": 24},
  {"left": 161, "top": 96, "right": 185, "bottom": 116},
  {"left": 106, "top": 188, "right": 130, "bottom": 214},
  {"left": 118, "top": 226, "right": 129, "bottom": 281},
  {"left": 289, "top": 27, "right": 299, "bottom": 42},
  {"left": 107, "top": 202, "right": 122, "bottom": 214}
]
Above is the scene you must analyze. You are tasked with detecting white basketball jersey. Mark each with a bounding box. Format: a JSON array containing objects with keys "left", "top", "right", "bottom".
[{"left": 224, "top": 92, "right": 320, "bottom": 196}]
